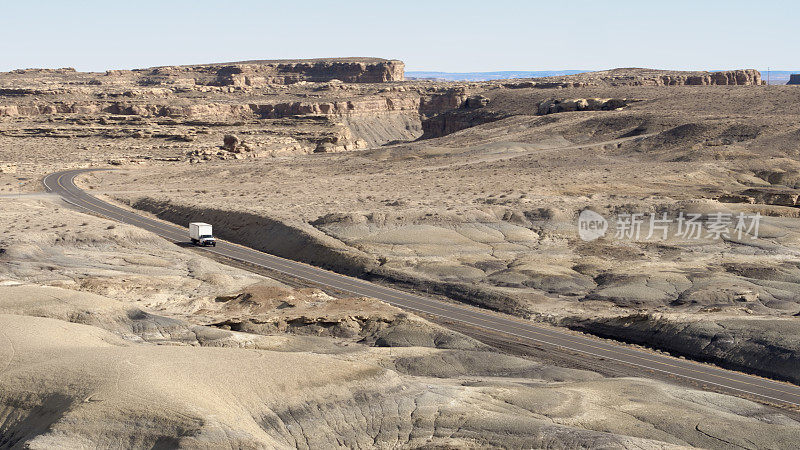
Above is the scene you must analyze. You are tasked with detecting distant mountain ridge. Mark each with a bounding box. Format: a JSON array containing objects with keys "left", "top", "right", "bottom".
[
  {"left": 405, "top": 70, "right": 586, "bottom": 81},
  {"left": 408, "top": 69, "right": 800, "bottom": 84}
]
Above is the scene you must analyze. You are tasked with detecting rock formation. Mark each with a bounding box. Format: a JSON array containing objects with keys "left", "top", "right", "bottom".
[
  {"left": 0, "top": 64, "right": 772, "bottom": 160},
  {"left": 537, "top": 98, "right": 630, "bottom": 115},
  {"left": 502, "top": 68, "right": 765, "bottom": 88},
  {"left": 0, "top": 64, "right": 474, "bottom": 153},
  {"left": 788, "top": 74, "right": 800, "bottom": 85},
  {"left": 609, "top": 68, "right": 765, "bottom": 86},
  {"left": 127, "top": 58, "right": 405, "bottom": 86}
]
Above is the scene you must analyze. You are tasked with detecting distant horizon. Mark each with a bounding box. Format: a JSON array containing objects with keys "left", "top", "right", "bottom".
[
  {"left": 406, "top": 69, "right": 799, "bottom": 84},
  {"left": 5, "top": 63, "right": 798, "bottom": 85},
  {"left": 405, "top": 69, "right": 800, "bottom": 74},
  {"left": 2, "top": 1, "right": 798, "bottom": 73},
  {"left": 5, "top": 61, "right": 798, "bottom": 74}
]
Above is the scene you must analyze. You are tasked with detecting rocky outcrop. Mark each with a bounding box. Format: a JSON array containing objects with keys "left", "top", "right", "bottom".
[
  {"left": 502, "top": 80, "right": 586, "bottom": 89},
  {"left": 513, "top": 68, "right": 765, "bottom": 88},
  {"left": 655, "top": 69, "right": 763, "bottom": 86},
  {"left": 420, "top": 97, "right": 631, "bottom": 139},
  {"left": 0, "top": 85, "right": 471, "bottom": 148},
  {"left": 250, "top": 95, "right": 421, "bottom": 118},
  {"left": 628, "top": 69, "right": 764, "bottom": 86},
  {"left": 463, "top": 94, "right": 489, "bottom": 109},
  {"left": 418, "top": 88, "right": 503, "bottom": 138},
  {"left": 421, "top": 109, "right": 506, "bottom": 139},
  {"left": 208, "top": 284, "right": 488, "bottom": 350},
  {"left": 788, "top": 74, "right": 800, "bottom": 85},
  {"left": 0, "top": 96, "right": 421, "bottom": 120},
  {"left": 537, "top": 98, "right": 629, "bottom": 115},
  {"left": 418, "top": 87, "right": 470, "bottom": 115},
  {"left": 720, "top": 187, "right": 800, "bottom": 206},
  {"left": 1, "top": 59, "right": 404, "bottom": 90},
  {"left": 9, "top": 68, "right": 76, "bottom": 74},
  {"left": 221, "top": 134, "right": 240, "bottom": 151}
]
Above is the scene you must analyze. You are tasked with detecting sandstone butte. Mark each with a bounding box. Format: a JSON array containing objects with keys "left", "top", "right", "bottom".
[{"left": 113, "top": 57, "right": 405, "bottom": 86}]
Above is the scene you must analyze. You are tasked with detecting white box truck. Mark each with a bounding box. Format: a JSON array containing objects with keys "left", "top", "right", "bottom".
[{"left": 189, "top": 222, "right": 216, "bottom": 246}]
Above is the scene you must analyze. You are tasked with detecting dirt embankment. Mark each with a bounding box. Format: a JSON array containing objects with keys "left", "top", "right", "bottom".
[
  {"left": 128, "top": 197, "right": 378, "bottom": 276},
  {"left": 564, "top": 315, "right": 800, "bottom": 384}
]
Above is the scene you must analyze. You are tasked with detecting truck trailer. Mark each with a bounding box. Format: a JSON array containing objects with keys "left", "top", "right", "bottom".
[{"left": 189, "top": 222, "right": 216, "bottom": 246}]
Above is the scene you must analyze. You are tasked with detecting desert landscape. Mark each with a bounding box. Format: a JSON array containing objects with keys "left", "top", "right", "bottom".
[{"left": 1, "top": 55, "right": 800, "bottom": 448}]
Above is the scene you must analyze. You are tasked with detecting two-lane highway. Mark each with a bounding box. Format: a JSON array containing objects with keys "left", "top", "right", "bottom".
[{"left": 44, "top": 168, "right": 800, "bottom": 409}]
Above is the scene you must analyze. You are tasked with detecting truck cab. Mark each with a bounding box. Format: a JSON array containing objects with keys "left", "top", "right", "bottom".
[{"left": 189, "top": 222, "right": 216, "bottom": 247}]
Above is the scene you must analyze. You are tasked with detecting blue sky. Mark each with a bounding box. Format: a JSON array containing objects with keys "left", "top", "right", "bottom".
[{"left": 1, "top": 0, "right": 796, "bottom": 72}]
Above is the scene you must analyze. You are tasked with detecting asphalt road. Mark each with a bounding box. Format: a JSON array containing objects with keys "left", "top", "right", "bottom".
[{"left": 44, "top": 168, "right": 800, "bottom": 409}]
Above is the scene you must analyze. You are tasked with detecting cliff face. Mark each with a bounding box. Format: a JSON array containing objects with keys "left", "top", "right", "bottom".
[
  {"left": 655, "top": 69, "right": 763, "bottom": 86},
  {"left": 0, "top": 63, "right": 772, "bottom": 160},
  {"left": 788, "top": 74, "right": 800, "bottom": 85},
  {"left": 613, "top": 69, "right": 764, "bottom": 86},
  {"left": 0, "top": 62, "right": 468, "bottom": 154},
  {"left": 135, "top": 58, "right": 405, "bottom": 86},
  {"left": 504, "top": 69, "right": 765, "bottom": 88},
  {"left": 0, "top": 94, "right": 430, "bottom": 120}
]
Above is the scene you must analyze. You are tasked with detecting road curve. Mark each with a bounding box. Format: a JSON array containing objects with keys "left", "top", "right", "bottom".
[{"left": 44, "top": 168, "right": 800, "bottom": 409}]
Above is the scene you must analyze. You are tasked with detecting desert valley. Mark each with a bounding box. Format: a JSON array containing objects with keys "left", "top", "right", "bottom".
[{"left": 1, "top": 57, "right": 800, "bottom": 448}]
